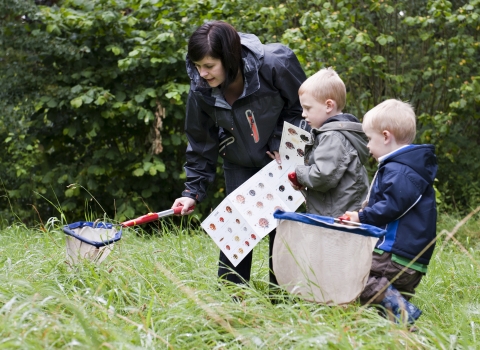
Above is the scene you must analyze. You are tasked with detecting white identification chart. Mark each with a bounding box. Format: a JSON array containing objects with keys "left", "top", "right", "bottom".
[{"left": 201, "top": 122, "right": 311, "bottom": 266}]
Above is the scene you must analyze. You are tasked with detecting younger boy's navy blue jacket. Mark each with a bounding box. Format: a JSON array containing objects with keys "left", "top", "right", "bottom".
[{"left": 358, "top": 144, "right": 437, "bottom": 265}]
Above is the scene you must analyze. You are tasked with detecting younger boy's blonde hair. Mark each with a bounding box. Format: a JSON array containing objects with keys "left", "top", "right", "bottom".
[
  {"left": 298, "top": 67, "right": 346, "bottom": 111},
  {"left": 363, "top": 99, "right": 416, "bottom": 144}
]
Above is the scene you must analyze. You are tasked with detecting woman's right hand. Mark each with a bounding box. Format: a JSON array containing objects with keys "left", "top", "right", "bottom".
[{"left": 172, "top": 197, "right": 197, "bottom": 215}]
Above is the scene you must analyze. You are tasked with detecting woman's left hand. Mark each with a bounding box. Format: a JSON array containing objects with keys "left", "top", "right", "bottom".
[{"left": 266, "top": 150, "right": 281, "bottom": 164}]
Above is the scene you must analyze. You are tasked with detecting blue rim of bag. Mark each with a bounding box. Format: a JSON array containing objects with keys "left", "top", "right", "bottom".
[
  {"left": 273, "top": 210, "right": 386, "bottom": 238},
  {"left": 62, "top": 221, "right": 123, "bottom": 248}
]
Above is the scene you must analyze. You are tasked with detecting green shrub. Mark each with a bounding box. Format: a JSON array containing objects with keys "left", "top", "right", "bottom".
[{"left": 1, "top": 0, "right": 479, "bottom": 225}]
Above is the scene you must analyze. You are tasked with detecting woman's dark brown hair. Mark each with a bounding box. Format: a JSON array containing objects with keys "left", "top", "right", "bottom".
[{"left": 188, "top": 21, "right": 242, "bottom": 91}]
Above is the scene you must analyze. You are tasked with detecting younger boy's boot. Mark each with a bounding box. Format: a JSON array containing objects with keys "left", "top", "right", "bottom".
[{"left": 380, "top": 285, "right": 422, "bottom": 325}]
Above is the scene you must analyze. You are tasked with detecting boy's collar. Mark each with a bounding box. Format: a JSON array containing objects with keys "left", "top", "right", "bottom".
[{"left": 378, "top": 144, "right": 412, "bottom": 164}]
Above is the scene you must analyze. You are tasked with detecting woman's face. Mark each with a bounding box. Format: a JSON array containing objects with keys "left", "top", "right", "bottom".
[{"left": 193, "top": 56, "right": 225, "bottom": 87}]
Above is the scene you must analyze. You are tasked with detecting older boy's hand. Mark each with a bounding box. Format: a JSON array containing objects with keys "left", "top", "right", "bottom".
[
  {"left": 288, "top": 179, "right": 304, "bottom": 191},
  {"left": 345, "top": 211, "right": 360, "bottom": 223}
]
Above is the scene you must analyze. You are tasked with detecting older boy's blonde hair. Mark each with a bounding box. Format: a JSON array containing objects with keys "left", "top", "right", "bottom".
[
  {"left": 298, "top": 67, "right": 346, "bottom": 111},
  {"left": 363, "top": 99, "right": 416, "bottom": 144}
]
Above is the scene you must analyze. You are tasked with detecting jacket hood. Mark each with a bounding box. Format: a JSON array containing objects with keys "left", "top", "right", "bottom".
[
  {"left": 186, "top": 33, "right": 264, "bottom": 96},
  {"left": 313, "top": 113, "right": 370, "bottom": 165},
  {"left": 383, "top": 145, "right": 437, "bottom": 185}
]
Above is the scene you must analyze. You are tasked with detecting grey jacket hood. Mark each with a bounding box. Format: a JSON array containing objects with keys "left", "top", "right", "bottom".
[{"left": 313, "top": 113, "right": 370, "bottom": 165}]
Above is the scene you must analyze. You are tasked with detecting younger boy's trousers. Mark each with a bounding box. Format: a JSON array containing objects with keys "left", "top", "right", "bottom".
[
  {"left": 218, "top": 161, "right": 277, "bottom": 285},
  {"left": 360, "top": 251, "right": 424, "bottom": 304}
]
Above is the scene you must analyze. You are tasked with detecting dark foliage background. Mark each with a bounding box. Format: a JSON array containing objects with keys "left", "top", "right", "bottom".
[{"left": 0, "top": 0, "right": 479, "bottom": 226}]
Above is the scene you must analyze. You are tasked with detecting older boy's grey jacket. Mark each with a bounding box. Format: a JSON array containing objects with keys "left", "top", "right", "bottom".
[
  {"left": 296, "top": 115, "right": 370, "bottom": 218},
  {"left": 182, "top": 33, "right": 307, "bottom": 202}
]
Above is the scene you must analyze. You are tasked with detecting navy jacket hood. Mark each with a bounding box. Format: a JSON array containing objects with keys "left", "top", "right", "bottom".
[{"left": 383, "top": 144, "right": 437, "bottom": 186}]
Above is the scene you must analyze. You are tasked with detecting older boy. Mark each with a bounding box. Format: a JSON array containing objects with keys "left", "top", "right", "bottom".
[
  {"left": 290, "top": 68, "right": 369, "bottom": 217},
  {"left": 346, "top": 99, "right": 438, "bottom": 324}
]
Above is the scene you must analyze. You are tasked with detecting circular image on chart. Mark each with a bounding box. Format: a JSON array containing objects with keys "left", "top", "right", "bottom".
[
  {"left": 259, "top": 218, "right": 269, "bottom": 228},
  {"left": 236, "top": 195, "right": 245, "bottom": 204}
]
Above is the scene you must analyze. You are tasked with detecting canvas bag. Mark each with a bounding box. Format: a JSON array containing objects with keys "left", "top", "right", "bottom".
[{"left": 272, "top": 211, "right": 386, "bottom": 305}]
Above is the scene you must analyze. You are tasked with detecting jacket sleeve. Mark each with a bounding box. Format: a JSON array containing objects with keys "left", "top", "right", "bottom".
[
  {"left": 295, "top": 132, "right": 350, "bottom": 191},
  {"left": 267, "top": 45, "right": 307, "bottom": 152},
  {"left": 358, "top": 168, "right": 424, "bottom": 226},
  {"left": 182, "top": 91, "right": 219, "bottom": 202}
]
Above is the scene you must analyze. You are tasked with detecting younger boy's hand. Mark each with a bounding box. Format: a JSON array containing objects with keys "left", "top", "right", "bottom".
[{"left": 345, "top": 211, "right": 360, "bottom": 223}]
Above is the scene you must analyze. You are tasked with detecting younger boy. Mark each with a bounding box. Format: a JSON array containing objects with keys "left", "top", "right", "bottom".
[
  {"left": 290, "top": 68, "right": 369, "bottom": 217},
  {"left": 345, "top": 99, "right": 438, "bottom": 324}
]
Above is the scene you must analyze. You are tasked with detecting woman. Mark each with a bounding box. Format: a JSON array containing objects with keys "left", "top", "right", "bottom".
[{"left": 172, "top": 21, "right": 308, "bottom": 285}]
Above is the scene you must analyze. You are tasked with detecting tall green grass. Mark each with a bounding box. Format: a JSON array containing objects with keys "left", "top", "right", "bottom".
[{"left": 0, "top": 211, "right": 479, "bottom": 349}]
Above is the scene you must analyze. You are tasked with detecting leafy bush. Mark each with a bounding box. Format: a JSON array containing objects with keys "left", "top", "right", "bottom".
[{"left": 0, "top": 0, "right": 479, "bottom": 225}]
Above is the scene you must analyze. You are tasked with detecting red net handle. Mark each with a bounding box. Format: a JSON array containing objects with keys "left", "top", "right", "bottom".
[
  {"left": 121, "top": 205, "right": 195, "bottom": 227},
  {"left": 288, "top": 171, "right": 301, "bottom": 187}
]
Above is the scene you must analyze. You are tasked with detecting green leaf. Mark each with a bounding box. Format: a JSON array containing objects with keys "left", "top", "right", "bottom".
[
  {"left": 71, "top": 85, "right": 83, "bottom": 94},
  {"left": 95, "top": 96, "right": 106, "bottom": 105},
  {"left": 46, "top": 24, "right": 61, "bottom": 34},
  {"left": 129, "top": 50, "right": 140, "bottom": 57},
  {"left": 135, "top": 94, "right": 145, "bottom": 103},
  {"left": 82, "top": 95, "right": 94, "bottom": 104},
  {"left": 112, "top": 47, "right": 122, "bottom": 55},
  {"left": 115, "top": 91, "right": 126, "bottom": 102},
  {"left": 47, "top": 99, "right": 58, "bottom": 108},
  {"left": 70, "top": 97, "right": 83, "bottom": 108},
  {"left": 171, "top": 134, "right": 182, "bottom": 146},
  {"left": 142, "top": 188, "right": 152, "bottom": 198},
  {"left": 377, "top": 36, "right": 387, "bottom": 46},
  {"left": 133, "top": 168, "right": 144, "bottom": 176}
]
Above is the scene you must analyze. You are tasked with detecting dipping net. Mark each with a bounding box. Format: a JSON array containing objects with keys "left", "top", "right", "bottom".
[
  {"left": 273, "top": 210, "right": 386, "bottom": 305},
  {"left": 63, "top": 221, "right": 123, "bottom": 265}
]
